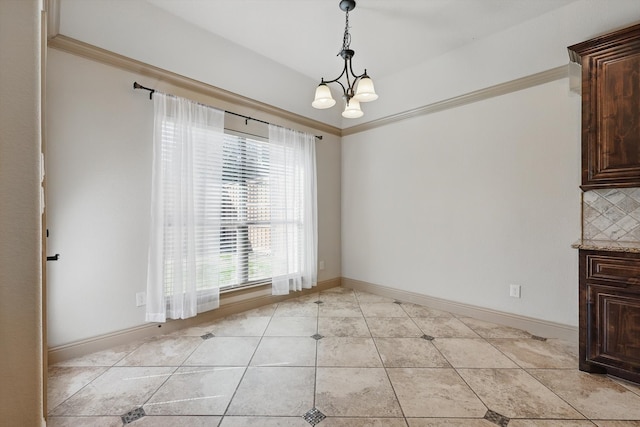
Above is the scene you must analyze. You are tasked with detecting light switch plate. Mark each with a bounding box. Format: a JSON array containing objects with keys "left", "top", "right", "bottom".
[
  {"left": 136, "top": 292, "right": 146, "bottom": 307},
  {"left": 509, "top": 284, "right": 521, "bottom": 298}
]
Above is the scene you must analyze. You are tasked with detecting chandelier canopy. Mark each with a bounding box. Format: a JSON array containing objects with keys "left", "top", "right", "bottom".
[{"left": 312, "top": 0, "right": 378, "bottom": 119}]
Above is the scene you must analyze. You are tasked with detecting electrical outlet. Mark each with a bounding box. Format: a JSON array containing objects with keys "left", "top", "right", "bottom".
[
  {"left": 136, "top": 292, "right": 146, "bottom": 307},
  {"left": 509, "top": 284, "right": 521, "bottom": 298},
  {"left": 319, "top": 260, "right": 325, "bottom": 270}
]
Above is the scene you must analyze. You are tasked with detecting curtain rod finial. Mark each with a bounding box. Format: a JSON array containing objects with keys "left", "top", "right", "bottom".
[{"left": 133, "top": 81, "right": 155, "bottom": 99}]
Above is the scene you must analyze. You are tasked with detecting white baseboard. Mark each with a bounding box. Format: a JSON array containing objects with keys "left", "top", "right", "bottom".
[
  {"left": 342, "top": 277, "right": 578, "bottom": 343},
  {"left": 49, "top": 276, "right": 578, "bottom": 364},
  {"left": 48, "top": 278, "right": 341, "bottom": 364}
]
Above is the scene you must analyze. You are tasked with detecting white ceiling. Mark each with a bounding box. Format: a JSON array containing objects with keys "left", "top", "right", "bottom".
[{"left": 147, "top": 0, "right": 577, "bottom": 83}]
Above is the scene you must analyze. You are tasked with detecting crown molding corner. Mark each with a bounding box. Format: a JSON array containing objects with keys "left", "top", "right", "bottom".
[{"left": 45, "top": 0, "right": 60, "bottom": 40}]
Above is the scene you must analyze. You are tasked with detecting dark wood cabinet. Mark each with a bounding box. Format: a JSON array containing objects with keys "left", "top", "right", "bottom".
[
  {"left": 579, "top": 249, "right": 640, "bottom": 383},
  {"left": 568, "top": 24, "right": 640, "bottom": 190}
]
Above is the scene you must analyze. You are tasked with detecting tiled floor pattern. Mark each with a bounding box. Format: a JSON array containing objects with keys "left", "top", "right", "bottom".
[{"left": 48, "top": 287, "right": 640, "bottom": 426}]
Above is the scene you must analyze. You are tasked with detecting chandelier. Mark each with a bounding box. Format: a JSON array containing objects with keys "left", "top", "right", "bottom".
[{"left": 312, "top": 0, "right": 378, "bottom": 118}]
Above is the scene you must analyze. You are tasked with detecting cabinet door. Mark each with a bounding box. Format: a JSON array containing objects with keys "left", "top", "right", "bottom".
[
  {"left": 585, "top": 283, "right": 640, "bottom": 375},
  {"left": 569, "top": 24, "right": 640, "bottom": 190}
]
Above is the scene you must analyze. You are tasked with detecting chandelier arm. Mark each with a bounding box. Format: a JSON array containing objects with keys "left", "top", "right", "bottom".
[
  {"left": 347, "top": 62, "right": 360, "bottom": 97},
  {"left": 321, "top": 61, "right": 350, "bottom": 98},
  {"left": 344, "top": 62, "right": 353, "bottom": 97},
  {"left": 348, "top": 61, "right": 367, "bottom": 81}
]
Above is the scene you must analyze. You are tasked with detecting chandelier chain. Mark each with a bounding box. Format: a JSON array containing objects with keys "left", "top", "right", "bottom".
[{"left": 341, "top": 9, "right": 351, "bottom": 53}]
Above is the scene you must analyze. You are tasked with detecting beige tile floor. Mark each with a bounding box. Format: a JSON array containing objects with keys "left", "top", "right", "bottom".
[{"left": 48, "top": 287, "right": 640, "bottom": 427}]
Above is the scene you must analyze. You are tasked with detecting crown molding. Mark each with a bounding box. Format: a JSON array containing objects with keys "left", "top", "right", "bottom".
[
  {"left": 47, "top": 34, "right": 342, "bottom": 138},
  {"left": 48, "top": 33, "right": 569, "bottom": 138},
  {"left": 343, "top": 65, "right": 569, "bottom": 136}
]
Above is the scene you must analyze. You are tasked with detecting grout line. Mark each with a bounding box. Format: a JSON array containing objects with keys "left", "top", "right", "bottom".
[
  {"left": 369, "top": 330, "right": 409, "bottom": 424},
  {"left": 219, "top": 301, "right": 278, "bottom": 420},
  {"left": 523, "top": 367, "right": 595, "bottom": 421},
  {"left": 450, "top": 365, "right": 490, "bottom": 416},
  {"left": 46, "top": 366, "right": 111, "bottom": 416},
  {"left": 313, "top": 291, "right": 320, "bottom": 410},
  {"left": 358, "top": 294, "right": 410, "bottom": 424},
  {"left": 136, "top": 339, "right": 200, "bottom": 415}
]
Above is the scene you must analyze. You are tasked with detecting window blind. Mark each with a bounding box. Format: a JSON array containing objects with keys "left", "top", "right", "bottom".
[
  {"left": 218, "top": 133, "right": 273, "bottom": 289},
  {"left": 160, "top": 124, "right": 275, "bottom": 292}
]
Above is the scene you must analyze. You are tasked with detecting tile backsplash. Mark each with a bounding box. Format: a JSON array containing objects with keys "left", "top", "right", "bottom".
[{"left": 583, "top": 188, "right": 640, "bottom": 241}]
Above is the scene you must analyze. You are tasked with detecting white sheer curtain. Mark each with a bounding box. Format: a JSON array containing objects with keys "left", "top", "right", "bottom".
[
  {"left": 268, "top": 124, "right": 318, "bottom": 295},
  {"left": 146, "top": 93, "right": 225, "bottom": 322}
]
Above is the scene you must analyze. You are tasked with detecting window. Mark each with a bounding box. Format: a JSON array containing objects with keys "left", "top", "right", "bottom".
[{"left": 147, "top": 93, "right": 316, "bottom": 323}]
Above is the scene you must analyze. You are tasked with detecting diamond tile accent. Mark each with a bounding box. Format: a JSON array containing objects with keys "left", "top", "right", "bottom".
[
  {"left": 583, "top": 188, "right": 640, "bottom": 241},
  {"left": 200, "top": 332, "right": 215, "bottom": 340},
  {"left": 421, "top": 334, "right": 435, "bottom": 341},
  {"left": 602, "top": 205, "right": 626, "bottom": 223},
  {"left": 122, "top": 407, "right": 145, "bottom": 424},
  {"left": 619, "top": 195, "right": 640, "bottom": 213},
  {"left": 484, "top": 409, "right": 509, "bottom": 426},
  {"left": 302, "top": 407, "right": 326, "bottom": 426},
  {"left": 311, "top": 333, "right": 324, "bottom": 340},
  {"left": 603, "top": 189, "right": 628, "bottom": 205},
  {"left": 591, "top": 214, "right": 614, "bottom": 232},
  {"left": 314, "top": 300, "right": 324, "bottom": 305},
  {"left": 393, "top": 300, "right": 402, "bottom": 304},
  {"left": 531, "top": 335, "right": 547, "bottom": 341}
]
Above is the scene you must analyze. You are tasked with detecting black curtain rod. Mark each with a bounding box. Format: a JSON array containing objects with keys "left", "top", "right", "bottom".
[{"left": 133, "top": 82, "right": 323, "bottom": 140}]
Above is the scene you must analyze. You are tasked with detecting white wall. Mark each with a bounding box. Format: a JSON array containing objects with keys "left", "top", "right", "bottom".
[
  {"left": 345, "top": 0, "right": 640, "bottom": 127},
  {"left": 46, "top": 48, "right": 341, "bottom": 347},
  {"left": 0, "top": 0, "right": 45, "bottom": 424},
  {"left": 46, "top": 49, "right": 153, "bottom": 347},
  {"left": 57, "top": 0, "right": 343, "bottom": 128},
  {"left": 342, "top": 79, "right": 581, "bottom": 326}
]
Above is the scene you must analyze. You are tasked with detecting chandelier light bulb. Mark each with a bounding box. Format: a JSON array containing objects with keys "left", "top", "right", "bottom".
[
  {"left": 342, "top": 99, "right": 364, "bottom": 118},
  {"left": 312, "top": 83, "right": 337, "bottom": 109},
  {"left": 354, "top": 76, "right": 378, "bottom": 102}
]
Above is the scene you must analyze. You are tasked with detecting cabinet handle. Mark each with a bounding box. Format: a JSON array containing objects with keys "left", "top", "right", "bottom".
[
  {"left": 46, "top": 254, "right": 60, "bottom": 261},
  {"left": 586, "top": 300, "right": 594, "bottom": 359}
]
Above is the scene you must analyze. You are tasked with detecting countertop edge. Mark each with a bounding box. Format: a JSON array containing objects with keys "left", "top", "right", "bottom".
[{"left": 572, "top": 240, "right": 640, "bottom": 253}]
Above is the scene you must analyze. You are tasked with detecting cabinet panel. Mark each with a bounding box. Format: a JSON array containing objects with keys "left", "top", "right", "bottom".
[
  {"left": 569, "top": 23, "right": 640, "bottom": 190},
  {"left": 579, "top": 249, "right": 640, "bottom": 383},
  {"left": 598, "top": 54, "right": 640, "bottom": 175},
  {"left": 586, "top": 254, "right": 640, "bottom": 285},
  {"left": 586, "top": 284, "right": 640, "bottom": 370}
]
